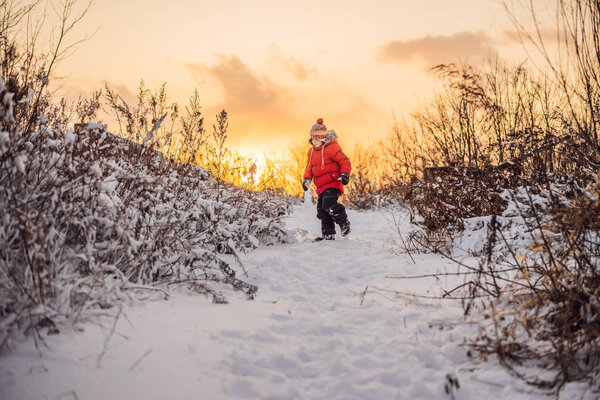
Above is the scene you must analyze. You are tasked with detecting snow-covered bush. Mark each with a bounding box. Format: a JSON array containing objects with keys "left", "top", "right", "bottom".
[
  {"left": 459, "top": 180, "right": 600, "bottom": 392},
  {"left": 400, "top": 136, "right": 600, "bottom": 392},
  {"left": 0, "top": 78, "right": 292, "bottom": 350},
  {"left": 403, "top": 165, "right": 521, "bottom": 234},
  {"left": 386, "top": 0, "right": 600, "bottom": 391}
]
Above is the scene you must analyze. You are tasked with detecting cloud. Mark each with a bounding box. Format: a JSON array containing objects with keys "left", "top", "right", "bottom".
[
  {"left": 268, "top": 44, "right": 316, "bottom": 81},
  {"left": 187, "top": 55, "right": 283, "bottom": 114},
  {"left": 185, "top": 54, "right": 384, "bottom": 155},
  {"left": 103, "top": 82, "right": 138, "bottom": 106},
  {"left": 331, "top": 95, "right": 379, "bottom": 130},
  {"left": 378, "top": 31, "right": 494, "bottom": 66},
  {"left": 500, "top": 27, "right": 560, "bottom": 46}
]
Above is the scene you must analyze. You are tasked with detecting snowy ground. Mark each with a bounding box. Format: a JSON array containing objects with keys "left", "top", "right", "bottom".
[{"left": 0, "top": 198, "right": 590, "bottom": 400}]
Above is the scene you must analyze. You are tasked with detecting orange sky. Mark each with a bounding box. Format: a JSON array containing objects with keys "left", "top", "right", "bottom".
[{"left": 45, "top": 0, "right": 543, "bottom": 160}]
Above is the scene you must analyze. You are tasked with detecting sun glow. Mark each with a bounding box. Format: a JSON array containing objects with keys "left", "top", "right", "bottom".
[
  {"left": 235, "top": 148, "right": 267, "bottom": 184},
  {"left": 54, "top": 0, "right": 517, "bottom": 162}
]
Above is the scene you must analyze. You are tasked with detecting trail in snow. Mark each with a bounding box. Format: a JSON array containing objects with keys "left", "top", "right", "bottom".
[{"left": 1, "top": 201, "right": 581, "bottom": 400}]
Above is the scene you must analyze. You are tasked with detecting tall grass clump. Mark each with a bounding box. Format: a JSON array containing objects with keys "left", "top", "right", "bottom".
[{"left": 103, "top": 82, "right": 268, "bottom": 192}]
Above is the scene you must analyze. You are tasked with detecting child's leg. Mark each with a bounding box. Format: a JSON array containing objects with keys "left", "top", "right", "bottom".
[
  {"left": 320, "top": 188, "right": 349, "bottom": 228},
  {"left": 317, "top": 192, "right": 336, "bottom": 235}
]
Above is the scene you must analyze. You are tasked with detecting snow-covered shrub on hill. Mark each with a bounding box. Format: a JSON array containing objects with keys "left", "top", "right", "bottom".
[
  {"left": 424, "top": 175, "right": 600, "bottom": 392},
  {"left": 0, "top": 78, "right": 292, "bottom": 349},
  {"left": 404, "top": 165, "right": 523, "bottom": 234},
  {"left": 401, "top": 151, "right": 600, "bottom": 391},
  {"left": 453, "top": 186, "right": 553, "bottom": 257},
  {"left": 461, "top": 180, "right": 600, "bottom": 391}
]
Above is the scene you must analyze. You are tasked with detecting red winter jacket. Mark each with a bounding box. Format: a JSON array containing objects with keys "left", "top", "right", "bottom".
[{"left": 303, "top": 131, "right": 352, "bottom": 195}]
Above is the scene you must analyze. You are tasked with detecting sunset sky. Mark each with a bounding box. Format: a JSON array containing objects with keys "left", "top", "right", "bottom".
[{"left": 48, "top": 0, "right": 544, "bottom": 160}]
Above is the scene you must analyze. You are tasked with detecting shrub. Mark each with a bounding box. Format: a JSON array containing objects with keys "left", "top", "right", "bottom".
[{"left": 0, "top": 75, "right": 293, "bottom": 350}]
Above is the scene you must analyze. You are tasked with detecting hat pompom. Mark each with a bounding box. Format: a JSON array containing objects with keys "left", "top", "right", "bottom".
[{"left": 310, "top": 118, "right": 327, "bottom": 138}]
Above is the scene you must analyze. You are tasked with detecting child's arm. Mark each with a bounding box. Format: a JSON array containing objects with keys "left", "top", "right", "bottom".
[
  {"left": 332, "top": 146, "right": 351, "bottom": 175},
  {"left": 303, "top": 148, "right": 314, "bottom": 179}
]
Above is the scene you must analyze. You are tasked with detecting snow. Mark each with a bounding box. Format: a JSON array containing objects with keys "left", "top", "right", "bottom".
[
  {"left": 0, "top": 203, "right": 594, "bottom": 400},
  {"left": 13, "top": 155, "right": 25, "bottom": 174},
  {"left": 17, "top": 92, "right": 33, "bottom": 103},
  {"left": 100, "top": 176, "right": 119, "bottom": 193},
  {"left": 65, "top": 131, "right": 75, "bottom": 146},
  {"left": 0, "top": 131, "right": 9, "bottom": 148},
  {"left": 90, "top": 162, "right": 102, "bottom": 178},
  {"left": 85, "top": 123, "right": 106, "bottom": 131}
]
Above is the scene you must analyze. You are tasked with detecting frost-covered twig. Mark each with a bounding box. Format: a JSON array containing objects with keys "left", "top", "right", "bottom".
[
  {"left": 128, "top": 348, "right": 153, "bottom": 372},
  {"left": 97, "top": 306, "right": 122, "bottom": 365}
]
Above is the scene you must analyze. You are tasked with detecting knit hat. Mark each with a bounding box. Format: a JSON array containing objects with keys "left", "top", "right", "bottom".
[{"left": 310, "top": 118, "right": 327, "bottom": 140}]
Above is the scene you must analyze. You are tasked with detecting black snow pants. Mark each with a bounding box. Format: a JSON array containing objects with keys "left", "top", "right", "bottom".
[{"left": 316, "top": 188, "right": 348, "bottom": 235}]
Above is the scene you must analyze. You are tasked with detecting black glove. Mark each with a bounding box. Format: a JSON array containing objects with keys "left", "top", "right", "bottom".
[
  {"left": 302, "top": 178, "right": 311, "bottom": 191},
  {"left": 340, "top": 173, "right": 350, "bottom": 185}
]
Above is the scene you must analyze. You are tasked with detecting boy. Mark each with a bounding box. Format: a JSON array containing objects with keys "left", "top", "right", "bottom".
[{"left": 302, "top": 118, "right": 352, "bottom": 241}]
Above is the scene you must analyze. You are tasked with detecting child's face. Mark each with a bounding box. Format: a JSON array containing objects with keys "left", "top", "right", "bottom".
[{"left": 311, "top": 138, "right": 324, "bottom": 147}]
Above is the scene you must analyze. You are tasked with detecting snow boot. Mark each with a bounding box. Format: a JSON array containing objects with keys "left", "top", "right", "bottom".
[
  {"left": 314, "top": 234, "right": 335, "bottom": 242},
  {"left": 340, "top": 220, "right": 351, "bottom": 237}
]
